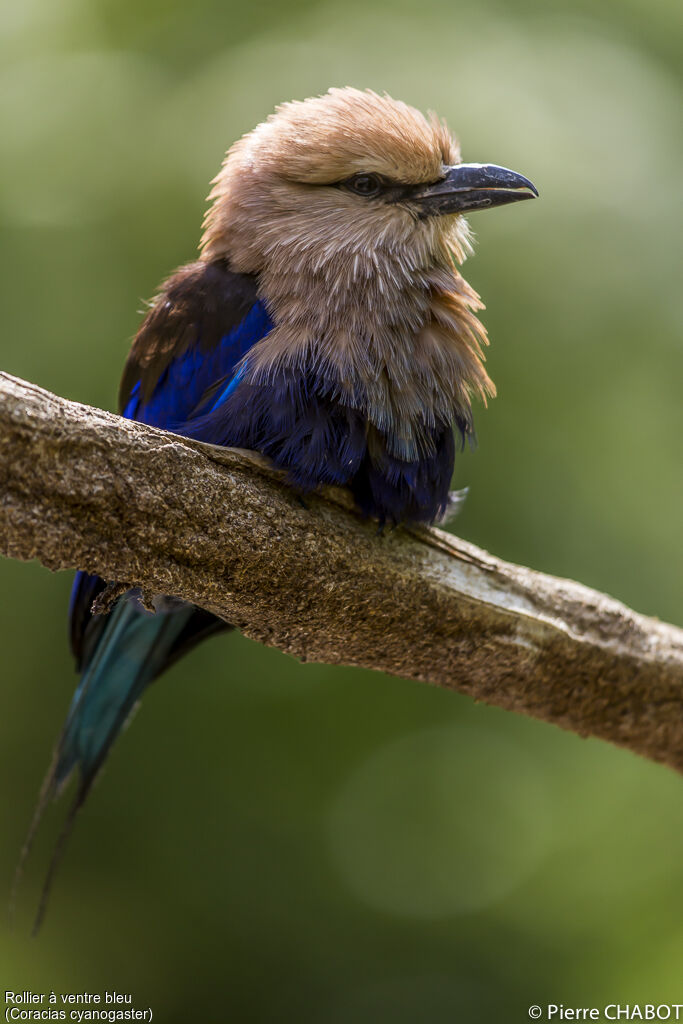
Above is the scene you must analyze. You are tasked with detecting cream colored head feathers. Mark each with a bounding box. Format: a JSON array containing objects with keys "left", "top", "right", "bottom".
[
  {"left": 201, "top": 87, "right": 494, "bottom": 462},
  {"left": 202, "top": 87, "right": 471, "bottom": 271}
]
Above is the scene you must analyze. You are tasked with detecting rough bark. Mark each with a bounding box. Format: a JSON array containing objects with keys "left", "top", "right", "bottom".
[{"left": 1, "top": 371, "right": 682, "bottom": 772}]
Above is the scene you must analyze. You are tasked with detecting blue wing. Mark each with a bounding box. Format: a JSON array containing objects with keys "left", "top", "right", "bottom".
[
  {"left": 71, "top": 260, "right": 272, "bottom": 670},
  {"left": 122, "top": 297, "right": 272, "bottom": 429}
]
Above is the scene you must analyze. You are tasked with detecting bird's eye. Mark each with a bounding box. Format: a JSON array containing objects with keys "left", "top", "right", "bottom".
[{"left": 346, "top": 173, "right": 382, "bottom": 198}]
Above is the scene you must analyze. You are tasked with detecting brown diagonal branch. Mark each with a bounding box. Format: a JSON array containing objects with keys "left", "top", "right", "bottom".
[{"left": 1, "top": 370, "right": 682, "bottom": 772}]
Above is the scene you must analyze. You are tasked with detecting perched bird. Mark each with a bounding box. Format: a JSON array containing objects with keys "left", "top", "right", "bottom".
[{"left": 18, "top": 87, "right": 537, "bottom": 927}]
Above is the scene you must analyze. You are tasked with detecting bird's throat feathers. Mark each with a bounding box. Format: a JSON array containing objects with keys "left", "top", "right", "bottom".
[{"left": 203, "top": 196, "right": 494, "bottom": 460}]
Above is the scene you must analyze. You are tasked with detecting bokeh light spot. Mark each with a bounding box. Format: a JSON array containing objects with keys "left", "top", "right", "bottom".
[{"left": 327, "top": 724, "right": 552, "bottom": 918}]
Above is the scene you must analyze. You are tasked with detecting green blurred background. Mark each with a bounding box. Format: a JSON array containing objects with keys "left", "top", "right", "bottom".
[{"left": 1, "top": 0, "right": 681, "bottom": 1019}]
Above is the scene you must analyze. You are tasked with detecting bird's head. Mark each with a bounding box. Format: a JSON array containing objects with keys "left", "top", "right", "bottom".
[
  {"left": 200, "top": 89, "right": 537, "bottom": 462},
  {"left": 200, "top": 87, "right": 537, "bottom": 285}
]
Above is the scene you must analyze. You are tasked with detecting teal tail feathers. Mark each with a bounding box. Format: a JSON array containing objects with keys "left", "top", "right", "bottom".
[
  {"left": 54, "top": 599, "right": 192, "bottom": 795},
  {"left": 13, "top": 597, "right": 194, "bottom": 934}
]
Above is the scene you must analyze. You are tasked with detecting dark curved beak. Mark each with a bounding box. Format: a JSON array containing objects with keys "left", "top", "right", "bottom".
[{"left": 414, "top": 163, "right": 538, "bottom": 217}]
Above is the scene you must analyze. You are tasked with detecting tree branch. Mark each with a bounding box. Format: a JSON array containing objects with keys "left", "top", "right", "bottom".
[{"left": 1, "top": 371, "right": 682, "bottom": 772}]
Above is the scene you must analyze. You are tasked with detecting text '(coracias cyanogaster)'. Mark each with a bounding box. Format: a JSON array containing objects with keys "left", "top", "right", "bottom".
[{"left": 18, "top": 87, "right": 538, "bottom": 929}]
